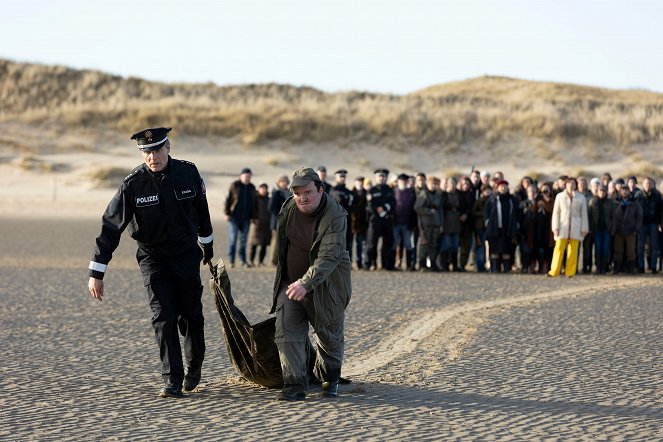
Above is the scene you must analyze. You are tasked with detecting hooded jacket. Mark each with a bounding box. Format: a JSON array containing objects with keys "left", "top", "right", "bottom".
[{"left": 270, "top": 194, "right": 352, "bottom": 327}]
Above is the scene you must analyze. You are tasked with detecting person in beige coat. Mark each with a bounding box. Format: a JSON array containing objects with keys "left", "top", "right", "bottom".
[{"left": 548, "top": 177, "right": 589, "bottom": 277}]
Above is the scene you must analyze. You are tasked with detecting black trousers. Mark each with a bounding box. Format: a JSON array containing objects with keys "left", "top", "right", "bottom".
[
  {"left": 366, "top": 217, "right": 394, "bottom": 269},
  {"left": 137, "top": 246, "right": 205, "bottom": 386}
]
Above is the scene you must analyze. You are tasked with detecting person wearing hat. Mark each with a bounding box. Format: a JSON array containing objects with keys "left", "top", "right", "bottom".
[
  {"left": 366, "top": 168, "right": 397, "bottom": 270},
  {"left": 316, "top": 165, "right": 332, "bottom": 194},
  {"left": 636, "top": 177, "right": 662, "bottom": 274},
  {"left": 392, "top": 173, "right": 417, "bottom": 271},
  {"left": 88, "top": 127, "right": 214, "bottom": 398},
  {"left": 351, "top": 176, "right": 369, "bottom": 269},
  {"left": 224, "top": 167, "right": 259, "bottom": 268},
  {"left": 483, "top": 179, "right": 519, "bottom": 273},
  {"left": 330, "top": 169, "right": 354, "bottom": 256},
  {"left": 248, "top": 183, "right": 272, "bottom": 267},
  {"left": 270, "top": 167, "right": 352, "bottom": 400},
  {"left": 268, "top": 175, "right": 291, "bottom": 266},
  {"left": 588, "top": 184, "right": 616, "bottom": 274}
]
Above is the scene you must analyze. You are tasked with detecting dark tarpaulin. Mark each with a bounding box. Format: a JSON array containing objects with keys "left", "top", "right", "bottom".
[
  {"left": 209, "top": 258, "right": 350, "bottom": 388},
  {"left": 208, "top": 258, "right": 284, "bottom": 388}
]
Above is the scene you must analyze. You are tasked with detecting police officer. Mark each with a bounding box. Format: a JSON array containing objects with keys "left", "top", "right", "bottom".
[
  {"left": 330, "top": 169, "right": 354, "bottom": 256},
  {"left": 317, "top": 165, "right": 333, "bottom": 194},
  {"left": 366, "top": 168, "right": 396, "bottom": 270},
  {"left": 87, "top": 127, "right": 214, "bottom": 398}
]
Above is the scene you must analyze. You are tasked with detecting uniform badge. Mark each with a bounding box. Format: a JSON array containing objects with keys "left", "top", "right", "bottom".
[{"left": 145, "top": 130, "right": 152, "bottom": 138}]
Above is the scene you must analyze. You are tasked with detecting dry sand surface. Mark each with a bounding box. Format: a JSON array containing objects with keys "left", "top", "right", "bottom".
[{"left": 1, "top": 212, "right": 662, "bottom": 440}]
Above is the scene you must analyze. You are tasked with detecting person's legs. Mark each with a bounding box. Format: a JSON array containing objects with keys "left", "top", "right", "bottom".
[
  {"left": 366, "top": 223, "right": 379, "bottom": 269},
  {"left": 565, "top": 239, "right": 579, "bottom": 277},
  {"left": 548, "top": 239, "right": 568, "bottom": 277},
  {"left": 274, "top": 286, "right": 310, "bottom": 399},
  {"left": 227, "top": 219, "right": 239, "bottom": 264},
  {"left": 645, "top": 223, "right": 660, "bottom": 272},
  {"left": 238, "top": 219, "right": 251, "bottom": 264},
  {"left": 355, "top": 232, "right": 366, "bottom": 268},
  {"left": 475, "top": 231, "right": 487, "bottom": 272},
  {"left": 172, "top": 248, "right": 205, "bottom": 391},
  {"left": 380, "top": 220, "right": 395, "bottom": 270}
]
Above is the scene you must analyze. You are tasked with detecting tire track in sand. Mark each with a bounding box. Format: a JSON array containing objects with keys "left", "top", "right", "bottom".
[{"left": 344, "top": 278, "right": 660, "bottom": 376}]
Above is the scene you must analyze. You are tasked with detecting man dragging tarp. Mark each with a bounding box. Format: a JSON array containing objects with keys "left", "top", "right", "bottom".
[{"left": 270, "top": 167, "right": 352, "bottom": 401}]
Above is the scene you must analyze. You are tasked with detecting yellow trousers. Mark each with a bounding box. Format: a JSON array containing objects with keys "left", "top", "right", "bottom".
[{"left": 548, "top": 238, "right": 579, "bottom": 277}]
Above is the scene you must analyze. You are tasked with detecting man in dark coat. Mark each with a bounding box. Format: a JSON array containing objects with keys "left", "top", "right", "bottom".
[
  {"left": 588, "top": 185, "right": 616, "bottom": 274},
  {"left": 612, "top": 186, "right": 643, "bottom": 274},
  {"left": 351, "top": 176, "right": 369, "bottom": 269},
  {"left": 224, "top": 168, "right": 258, "bottom": 267},
  {"left": 484, "top": 180, "right": 519, "bottom": 273},
  {"left": 366, "top": 168, "right": 396, "bottom": 270},
  {"left": 269, "top": 175, "right": 290, "bottom": 265},
  {"left": 636, "top": 177, "right": 662, "bottom": 273},
  {"left": 88, "top": 127, "right": 214, "bottom": 398},
  {"left": 330, "top": 169, "right": 354, "bottom": 256}
]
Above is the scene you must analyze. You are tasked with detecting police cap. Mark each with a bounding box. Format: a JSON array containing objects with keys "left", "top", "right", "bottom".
[
  {"left": 374, "top": 168, "right": 389, "bottom": 176},
  {"left": 335, "top": 169, "right": 348, "bottom": 176},
  {"left": 130, "top": 127, "right": 171, "bottom": 151},
  {"left": 290, "top": 167, "right": 320, "bottom": 189},
  {"left": 397, "top": 173, "right": 409, "bottom": 181}
]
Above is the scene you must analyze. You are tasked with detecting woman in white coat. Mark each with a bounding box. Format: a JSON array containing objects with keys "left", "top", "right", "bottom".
[{"left": 548, "top": 177, "right": 589, "bottom": 277}]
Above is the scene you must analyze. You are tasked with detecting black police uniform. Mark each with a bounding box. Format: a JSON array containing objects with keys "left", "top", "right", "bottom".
[
  {"left": 89, "top": 129, "right": 213, "bottom": 393},
  {"left": 331, "top": 172, "right": 354, "bottom": 256},
  {"left": 366, "top": 176, "right": 396, "bottom": 270}
]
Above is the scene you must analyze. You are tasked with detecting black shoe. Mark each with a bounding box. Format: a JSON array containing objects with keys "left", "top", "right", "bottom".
[
  {"left": 277, "top": 385, "right": 306, "bottom": 401},
  {"left": 159, "top": 383, "right": 183, "bottom": 398},
  {"left": 321, "top": 381, "right": 339, "bottom": 398},
  {"left": 241, "top": 261, "right": 252, "bottom": 268},
  {"left": 183, "top": 368, "right": 201, "bottom": 392}
]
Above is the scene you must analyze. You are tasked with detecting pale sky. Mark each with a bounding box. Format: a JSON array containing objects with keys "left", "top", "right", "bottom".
[{"left": 1, "top": 0, "right": 662, "bottom": 94}]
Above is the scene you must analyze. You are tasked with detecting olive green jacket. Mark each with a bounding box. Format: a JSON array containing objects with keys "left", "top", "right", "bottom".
[{"left": 270, "top": 194, "right": 352, "bottom": 326}]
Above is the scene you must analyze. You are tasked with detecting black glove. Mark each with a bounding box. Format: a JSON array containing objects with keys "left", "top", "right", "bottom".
[{"left": 201, "top": 242, "right": 214, "bottom": 265}]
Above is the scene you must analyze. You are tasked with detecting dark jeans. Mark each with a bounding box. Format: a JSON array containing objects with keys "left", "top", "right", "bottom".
[
  {"left": 594, "top": 230, "right": 611, "bottom": 264},
  {"left": 637, "top": 223, "right": 660, "bottom": 270},
  {"left": 138, "top": 246, "right": 205, "bottom": 386},
  {"left": 354, "top": 232, "right": 367, "bottom": 267},
  {"left": 228, "top": 218, "right": 251, "bottom": 264}
]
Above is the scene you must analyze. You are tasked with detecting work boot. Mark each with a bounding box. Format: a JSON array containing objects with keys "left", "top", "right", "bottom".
[
  {"left": 159, "top": 383, "right": 183, "bottom": 398},
  {"left": 277, "top": 385, "right": 306, "bottom": 401},
  {"left": 320, "top": 381, "right": 339, "bottom": 398}
]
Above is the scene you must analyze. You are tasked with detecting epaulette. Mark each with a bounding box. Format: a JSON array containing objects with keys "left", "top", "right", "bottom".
[
  {"left": 178, "top": 159, "right": 197, "bottom": 168},
  {"left": 124, "top": 165, "right": 144, "bottom": 181}
]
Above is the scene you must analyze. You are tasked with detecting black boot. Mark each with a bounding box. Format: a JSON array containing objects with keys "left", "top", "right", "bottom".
[
  {"left": 490, "top": 258, "right": 499, "bottom": 273},
  {"left": 451, "top": 251, "right": 460, "bottom": 272},
  {"left": 438, "top": 252, "right": 448, "bottom": 272},
  {"left": 626, "top": 260, "right": 636, "bottom": 275},
  {"left": 520, "top": 252, "right": 530, "bottom": 273},
  {"left": 406, "top": 249, "right": 416, "bottom": 271}
]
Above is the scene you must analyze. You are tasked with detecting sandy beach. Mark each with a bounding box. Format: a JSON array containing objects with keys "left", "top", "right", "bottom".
[{"left": 1, "top": 212, "right": 662, "bottom": 440}]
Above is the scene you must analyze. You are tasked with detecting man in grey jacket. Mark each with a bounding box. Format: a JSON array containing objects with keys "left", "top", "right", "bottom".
[{"left": 270, "top": 167, "right": 352, "bottom": 401}]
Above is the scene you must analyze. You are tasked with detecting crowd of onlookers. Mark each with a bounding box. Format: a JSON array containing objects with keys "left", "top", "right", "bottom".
[{"left": 222, "top": 166, "right": 663, "bottom": 276}]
